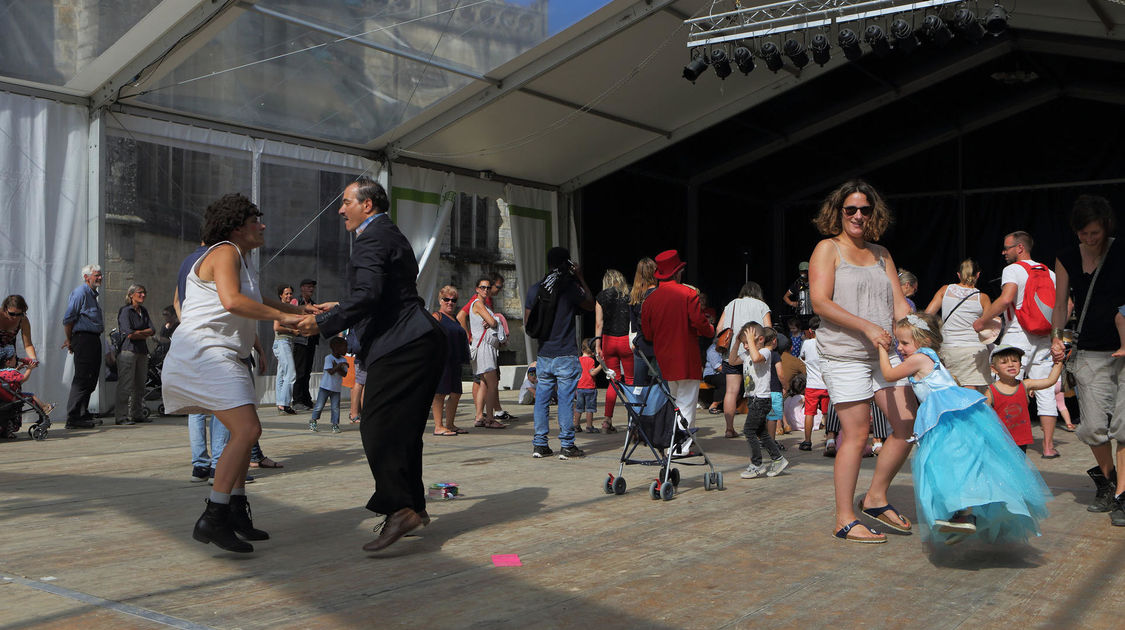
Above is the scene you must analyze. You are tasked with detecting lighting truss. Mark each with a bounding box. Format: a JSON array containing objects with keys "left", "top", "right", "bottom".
[{"left": 686, "top": 0, "right": 964, "bottom": 50}]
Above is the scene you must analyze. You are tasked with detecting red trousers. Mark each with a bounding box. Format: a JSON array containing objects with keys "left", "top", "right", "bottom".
[{"left": 601, "top": 334, "right": 634, "bottom": 418}]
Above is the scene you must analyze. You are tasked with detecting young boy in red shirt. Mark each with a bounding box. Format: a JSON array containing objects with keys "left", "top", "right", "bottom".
[
  {"left": 985, "top": 345, "right": 1063, "bottom": 453},
  {"left": 574, "top": 338, "right": 603, "bottom": 433}
]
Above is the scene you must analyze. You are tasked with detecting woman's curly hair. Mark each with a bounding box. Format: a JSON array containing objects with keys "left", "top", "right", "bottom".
[
  {"left": 812, "top": 179, "right": 893, "bottom": 241},
  {"left": 202, "top": 193, "right": 262, "bottom": 246}
]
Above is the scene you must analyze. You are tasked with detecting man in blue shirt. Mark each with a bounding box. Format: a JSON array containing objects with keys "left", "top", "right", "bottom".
[
  {"left": 524, "top": 247, "right": 594, "bottom": 460},
  {"left": 61, "top": 264, "right": 104, "bottom": 428}
]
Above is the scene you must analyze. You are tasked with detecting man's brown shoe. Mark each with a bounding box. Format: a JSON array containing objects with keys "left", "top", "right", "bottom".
[{"left": 363, "top": 508, "right": 422, "bottom": 552}]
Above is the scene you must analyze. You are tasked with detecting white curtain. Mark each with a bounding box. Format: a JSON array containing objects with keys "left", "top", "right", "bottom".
[
  {"left": 388, "top": 164, "right": 457, "bottom": 310},
  {"left": 500, "top": 184, "right": 558, "bottom": 362},
  {"left": 0, "top": 92, "right": 90, "bottom": 409}
]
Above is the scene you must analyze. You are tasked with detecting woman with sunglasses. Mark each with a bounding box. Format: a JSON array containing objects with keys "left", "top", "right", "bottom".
[
  {"left": 0, "top": 295, "right": 37, "bottom": 372},
  {"left": 808, "top": 179, "right": 918, "bottom": 544},
  {"left": 431, "top": 285, "right": 471, "bottom": 435},
  {"left": 468, "top": 276, "right": 506, "bottom": 429}
]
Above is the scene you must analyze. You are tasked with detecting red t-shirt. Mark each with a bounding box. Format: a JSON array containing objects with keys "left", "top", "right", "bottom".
[
  {"left": 989, "top": 382, "right": 1032, "bottom": 446},
  {"left": 0, "top": 368, "right": 22, "bottom": 402},
  {"left": 578, "top": 355, "right": 596, "bottom": 390}
]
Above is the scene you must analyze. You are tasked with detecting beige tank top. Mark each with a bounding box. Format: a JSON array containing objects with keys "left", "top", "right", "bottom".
[{"left": 817, "top": 240, "right": 894, "bottom": 362}]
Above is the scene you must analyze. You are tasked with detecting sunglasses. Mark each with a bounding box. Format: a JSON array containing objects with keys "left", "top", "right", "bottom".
[
  {"left": 6, "top": 310, "right": 23, "bottom": 317},
  {"left": 478, "top": 285, "right": 491, "bottom": 290},
  {"left": 842, "top": 205, "right": 874, "bottom": 217},
  {"left": 441, "top": 297, "right": 457, "bottom": 303}
]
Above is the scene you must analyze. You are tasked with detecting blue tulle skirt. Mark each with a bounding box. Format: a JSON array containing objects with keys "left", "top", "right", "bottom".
[{"left": 913, "top": 393, "right": 1052, "bottom": 545}]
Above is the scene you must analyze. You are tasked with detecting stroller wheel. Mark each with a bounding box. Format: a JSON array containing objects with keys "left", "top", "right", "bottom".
[
  {"left": 669, "top": 468, "right": 680, "bottom": 487},
  {"left": 715, "top": 472, "right": 725, "bottom": 491},
  {"left": 158, "top": 404, "right": 166, "bottom": 416},
  {"left": 649, "top": 481, "right": 660, "bottom": 500},
  {"left": 703, "top": 473, "right": 713, "bottom": 491},
  {"left": 613, "top": 476, "right": 627, "bottom": 495},
  {"left": 141, "top": 406, "right": 151, "bottom": 419},
  {"left": 29, "top": 426, "right": 46, "bottom": 440},
  {"left": 659, "top": 480, "right": 675, "bottom": 501},
  {"left": 603, "top": 475, "right": 614, "bottom": 495}
]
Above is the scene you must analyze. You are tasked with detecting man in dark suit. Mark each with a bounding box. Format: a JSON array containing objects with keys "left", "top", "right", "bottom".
[{"left": 296, "top": 176, "right": 446, "bottom": 553}]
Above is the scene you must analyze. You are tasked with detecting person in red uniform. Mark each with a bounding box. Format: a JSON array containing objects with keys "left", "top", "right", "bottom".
[
  {"left": 641, "top": 250, "right": 715, "bottom": 454},
  {"left": 985, "top": 345, "right": 1064, "bottom": 451}
]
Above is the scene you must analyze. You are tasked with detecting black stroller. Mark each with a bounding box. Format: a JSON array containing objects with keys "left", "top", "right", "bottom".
[
  {"left": 1, "top": 380, "right": 51, "bottom": 440},
  {"left": 601, "top": 354, "right": 723, "bottom": 501}
]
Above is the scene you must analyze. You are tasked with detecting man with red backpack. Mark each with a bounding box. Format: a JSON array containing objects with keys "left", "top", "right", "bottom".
[{"left": 975, "top": 231, "right": 1061, "bottom": 458}]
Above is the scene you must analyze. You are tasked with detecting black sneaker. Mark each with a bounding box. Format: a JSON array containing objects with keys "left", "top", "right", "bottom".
[
  {"left": 190, "top": 466, "right": 210, "bottom": 483},
  {"left": 65, "top": 419, "right": 96, "bottom": 429},
  {"left": 1111, "top": 494, "right": 1125, "bottom": 527},
  {"left": 798, "top": 441, "right": 813, "bottom": 451},
  {"left": 558, "top": 446, "right": 586, "bottom": 460},
  {"left": 532, "top": 445, "right": 553, "bottom": 458}
]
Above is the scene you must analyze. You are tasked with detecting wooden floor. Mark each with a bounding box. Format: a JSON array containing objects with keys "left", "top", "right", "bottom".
[{"left": 2, "top": 390, "right": 1125, "bottom": 629}]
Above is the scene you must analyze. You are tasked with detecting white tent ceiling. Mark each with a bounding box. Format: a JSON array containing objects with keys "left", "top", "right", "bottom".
[{"left": 2, "top": 0, "right": 1123, "bottom": 191}]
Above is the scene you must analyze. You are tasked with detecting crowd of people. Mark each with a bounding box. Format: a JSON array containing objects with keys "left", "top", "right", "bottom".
[{"left": 5, "top": 176, "right": 1125, "bottom": 555}]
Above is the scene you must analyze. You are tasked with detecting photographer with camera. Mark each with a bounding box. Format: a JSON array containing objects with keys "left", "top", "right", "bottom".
[
  {"left": 1051, "top": 195, "right": 1125, "bottom": 526},
  {"left": 783, "top": 262, "right": 814, "bottom": 327}
]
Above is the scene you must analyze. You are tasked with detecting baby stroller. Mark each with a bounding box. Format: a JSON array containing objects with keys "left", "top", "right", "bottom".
[
  {"left": 142, "top": 342, "right": 168, "bottom": 417},
  {"left": 0, "top": 380, "right": 51, "bottom": 440},
  {"left": 601, "top": 354, "right": 723, "bottom": 501}
]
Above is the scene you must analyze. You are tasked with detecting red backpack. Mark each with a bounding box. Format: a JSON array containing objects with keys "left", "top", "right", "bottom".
[{"left": 1013, "top": 261, "right": 1055, "bottom": 336}]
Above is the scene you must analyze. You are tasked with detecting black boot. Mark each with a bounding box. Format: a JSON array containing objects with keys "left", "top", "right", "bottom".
[
  {"left": 229, "top": 495, "right": 269, "bottom": 541},
  {"left": 192, "top": 500, "right": 253, "bottom": 552},
  {"left": 1087, "top": 466, "right": 1117, "bottom": 513},
  {"left": 1111, "top": 493, "right": 1125, "bottom": 527}
]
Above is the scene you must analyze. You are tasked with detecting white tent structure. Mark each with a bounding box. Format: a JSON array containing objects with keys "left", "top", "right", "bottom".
[{"left": 3, "top": 0, "right": 1124, "bottom": 408}]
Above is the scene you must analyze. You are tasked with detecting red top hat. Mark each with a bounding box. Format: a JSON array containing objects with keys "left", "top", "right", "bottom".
[{"left": 653, "top": 249, "right": 686, "bottom": 280}]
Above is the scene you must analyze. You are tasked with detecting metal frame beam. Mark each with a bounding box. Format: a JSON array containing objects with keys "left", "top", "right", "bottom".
[
  {"left": 520, "top": 88, "right": 672, "bottom": 137},
  {"left": 687, "top": 36, "right": 1014, "bottom": 186},
  {"left": 242, "top": 2, "right": 502, "bottom": 87},
  {"left": 385, "top": 0, "right": 681, "bottom": 158},
  {"left": 92, "top": 0, "right": 246, "bottom": 111},
  {"left": 109, "top": 102, "right": 381, "bottom": 160},
  {"left": 1015, "top": 28, "right": 1125, "bottom": 61},
  {"left": 774, "top": 83, "right": 1063, "bottom": 206}
]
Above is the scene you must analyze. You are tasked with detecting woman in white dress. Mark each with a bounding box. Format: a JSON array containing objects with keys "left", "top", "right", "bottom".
[{"left": 162, "top": 194, "right": 306, "bottom": 553}]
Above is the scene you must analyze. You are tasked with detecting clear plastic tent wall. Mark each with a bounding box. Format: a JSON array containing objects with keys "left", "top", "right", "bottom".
[{"left": 0, "top": 1, "right": 599, "bottom": 408}]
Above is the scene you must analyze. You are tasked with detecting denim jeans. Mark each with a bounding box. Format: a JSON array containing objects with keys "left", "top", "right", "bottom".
[
  {"left": 189, "top": 413, "right": 230, "bottom": 469},
  {"left": 273, "top": 337, "right": 295, "bottom": 407},
  {"left": 534, "top": 355, "right": 581, "bottom": 447},
  {"left": 311, "top": 387, "right": 341, "bottom": 425},
  {"left": 744, "top": 397, "right": 781, "bottom": 466}
]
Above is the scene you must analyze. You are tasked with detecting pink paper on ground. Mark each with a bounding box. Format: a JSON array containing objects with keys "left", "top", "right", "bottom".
[{"left": 491, "top": 554, "right": 522, "bottom": 567}]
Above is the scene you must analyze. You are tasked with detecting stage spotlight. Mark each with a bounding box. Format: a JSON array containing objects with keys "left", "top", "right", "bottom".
[
  {"left": 811, "top": 34, "right": 831, "bottom": 66},
  {"left": 890, "top": 19, "right": 918, "bottom": 54},
  {"left": 683, "top": 51, "right": 708, "bottom": 83},
  {"left": 864, "top": 25, "right": 892, "bottom": 57},
  {"left": 783, "top": 38, "right": 810, "bottom": 69},
  {"left": 985, "top": 3, "right": 1009, "bottom": 34},
  {"left": 760, "top": 42, "right": 784, "bottom": 72},
  {"left": 711, "top": 49, "right": 732, "bottom": 79},
  {"left": 918, "top": 15, "right": 953, "bottom": 47},
  {"left": 838, "top": 28, "right": 863, "bottom": 60},
  {"left": 733, "top": 46, "right": 755, "bottom": 74},
  {"left": 953, "top": 8, "right": 986, "bottom": 42}
]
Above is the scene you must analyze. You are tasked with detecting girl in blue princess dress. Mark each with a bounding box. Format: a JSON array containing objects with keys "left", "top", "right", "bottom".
[{"left": 877, "top": 312, "right": 1051, "bottom": 545}]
